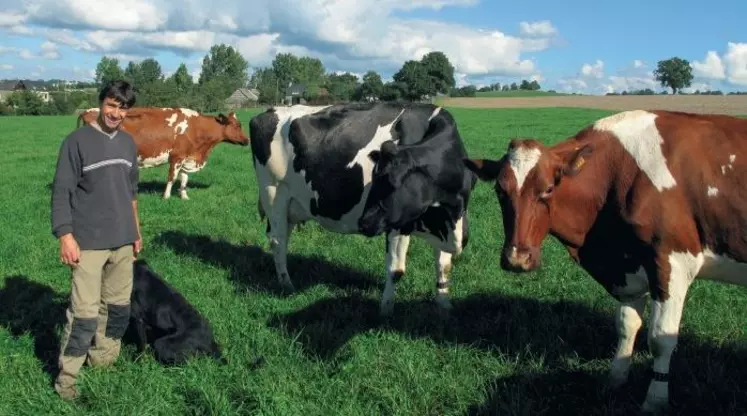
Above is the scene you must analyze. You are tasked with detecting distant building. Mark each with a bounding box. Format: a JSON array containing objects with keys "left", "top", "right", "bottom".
[
  {"left": 225, "top": 87, "right": 259, "bottom": 109},
  {"left": 0, "top": 79, "right": 51, "bottom": 103}
]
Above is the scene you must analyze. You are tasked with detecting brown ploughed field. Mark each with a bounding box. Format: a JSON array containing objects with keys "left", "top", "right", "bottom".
[{"left": 440, "top": 94, "right": 747, "bottom": 115}]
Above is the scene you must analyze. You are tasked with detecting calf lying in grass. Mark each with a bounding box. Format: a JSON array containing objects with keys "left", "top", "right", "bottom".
[{"left": 128, "top": 259, "right": 227, "bottom": 365}]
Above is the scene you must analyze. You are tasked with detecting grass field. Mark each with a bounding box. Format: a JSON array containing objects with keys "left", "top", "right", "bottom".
[{"left": 0, "top": 106, "right": 745, "bottom": 415}]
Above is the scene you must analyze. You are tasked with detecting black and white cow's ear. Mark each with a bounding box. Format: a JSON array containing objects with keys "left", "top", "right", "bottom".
[
  {"left": 368, "top": 150, "right": 382, "bottom": 163},
  {"left": 368, "top": 140, "right": 398, "bottom": 164},
  {"left": 463, "top": 158, "right": 502, "bottom": 181}
]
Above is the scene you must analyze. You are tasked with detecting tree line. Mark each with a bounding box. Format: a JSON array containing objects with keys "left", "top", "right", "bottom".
[
  {"left": 3, "top": 46, "right": 744, "bottom": 117},
  {"left": 1, "top": 44, "right": 470, "bottom": 115}
]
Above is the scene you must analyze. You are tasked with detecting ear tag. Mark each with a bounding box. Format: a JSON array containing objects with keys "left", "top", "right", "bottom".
[{"left": 574, "top": 157, "right": 586, "bottom": 169}]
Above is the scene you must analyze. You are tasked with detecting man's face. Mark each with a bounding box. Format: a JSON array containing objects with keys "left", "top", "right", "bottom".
[{"left": 98, "top": 97, "right": 129, "bottom": 130}]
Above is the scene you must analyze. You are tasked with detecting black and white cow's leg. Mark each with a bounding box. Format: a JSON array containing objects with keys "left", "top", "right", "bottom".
[
  {"left": 433, "top": 249, "right": 454, "bottom": 312},
  {"left": 609, "top": 295, "right": 647, "bottom": 388},
  {"left": 380, "top": 230, "right": 410, "bottom": 316},
  {"left": 641, "top": 252, "right": 697, "bottom": 414},
  {"left": 264, "top": 185, "right": 295, "bottom": 293}
]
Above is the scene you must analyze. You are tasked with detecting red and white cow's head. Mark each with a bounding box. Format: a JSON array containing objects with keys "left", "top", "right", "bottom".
[
  {"left": 464, "top": 138, "right": 592, "bottom": 272},
  {"left": 216, "top": 112, "right": 249, "bottom": 146}
]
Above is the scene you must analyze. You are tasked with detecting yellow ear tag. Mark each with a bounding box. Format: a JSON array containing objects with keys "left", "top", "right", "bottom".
[{"left": 574, "top": 157, "right": 586, "bottom": 169}]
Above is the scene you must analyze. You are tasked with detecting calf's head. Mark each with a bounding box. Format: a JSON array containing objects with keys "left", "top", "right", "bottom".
[
  {"left": 359, "top": 140, "right": 441, "bottom": 237},
  {"left": 464, "top": 138, "right": 592, "bottom": 272},
  {"left": 216, "top": 112, "right": 249, "bottom": 146}
]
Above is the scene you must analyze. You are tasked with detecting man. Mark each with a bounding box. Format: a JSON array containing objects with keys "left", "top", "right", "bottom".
[{"left": 50, "top": 80, "right": 142, "bottom": 400}]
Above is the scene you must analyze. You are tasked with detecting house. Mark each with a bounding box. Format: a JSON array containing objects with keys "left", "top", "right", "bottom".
[
  {"left": 284, "top": 83, "right": 307, "bottom": 105},
  {"left": 283, "top": 83, "right": 329, "bottom": 106},
  {"left": 225, "top": 87, "right": 259, "bottom": 109},
  {"left": 0, "top": 79, "right": 51, "bottom": 103}
]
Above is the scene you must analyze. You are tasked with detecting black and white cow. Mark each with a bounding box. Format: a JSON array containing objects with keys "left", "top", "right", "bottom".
[{"left": 249, "top": 102, "right": 477, "bottom": 315}]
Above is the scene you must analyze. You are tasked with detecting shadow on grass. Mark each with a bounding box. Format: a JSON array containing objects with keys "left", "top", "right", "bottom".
[
  {"left": 136, "top": 180, "right": 210, "bottom": 196},
  {"left": 154, "top": 231, "right": 380, "bottom": 295},
  {"left": 44, "top": 180, "right": 210, "bottom": 195},
  {"left": 0, "top": 275, "right": 67, "bottom": 379},
  {"left": 266, "top": 293, "right": 747, "bottom": 415}
]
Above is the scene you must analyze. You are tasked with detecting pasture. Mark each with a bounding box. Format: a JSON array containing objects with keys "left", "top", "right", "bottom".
[{"left": 0, "top": 106, "right": 745, "bottom": 415}]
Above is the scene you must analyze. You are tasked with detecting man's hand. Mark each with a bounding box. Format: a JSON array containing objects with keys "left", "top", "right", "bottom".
[
  {"left": 133, "top": 235, "right": 142, "bottom": 257},
  {"left": 59, "top": 234, "right": 80, "bottom": 267}
]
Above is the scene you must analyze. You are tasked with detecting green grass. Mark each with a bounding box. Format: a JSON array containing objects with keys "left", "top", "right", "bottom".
[
  {"left": 0, "top": 107, "right": 745, "bottom": 415},
  {"left": 473, "top": 90, "right": 572, "bottom": 98}
]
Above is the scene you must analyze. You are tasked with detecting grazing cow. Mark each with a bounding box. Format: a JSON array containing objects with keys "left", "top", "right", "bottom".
[
  {"left": 128, "top": 259, "right": 226, "bottom": 365},
  {"left": 77, "top": 106, "right": 249, "bottom": 199},
  {"left": 464, "top": 109, "right": 747, "bottom": 414},
  {"left": 249, "top": 102, "right": 476, "bottom": 316}
]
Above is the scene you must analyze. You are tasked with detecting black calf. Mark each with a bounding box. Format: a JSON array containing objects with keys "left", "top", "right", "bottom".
[{"left": 128, "top": 259, "right": 226, "bottom": 365}]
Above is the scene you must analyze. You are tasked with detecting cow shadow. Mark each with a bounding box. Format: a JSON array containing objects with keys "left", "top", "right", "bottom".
[
  {"left": 153, "top": 231, "right": 379, "bottom": 296},
  {"left": 45, "top": 180, "right": 210, "bottom": 195},
  {"left": 266, "top": 293, "right": 747, "bottom": 415},
  {"left": 0, "top": 275, "right": 67, "bottom": 379},
  {"left": 266, "top": 293, "right": 618, "bottom": 362},
  {"left": 136, "top": 180, "right": 210, "bottom": 195}
]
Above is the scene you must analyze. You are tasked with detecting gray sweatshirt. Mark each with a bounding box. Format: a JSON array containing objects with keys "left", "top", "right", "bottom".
[{"left": 51, "top": 123, "right": 139, "bottom": 250}]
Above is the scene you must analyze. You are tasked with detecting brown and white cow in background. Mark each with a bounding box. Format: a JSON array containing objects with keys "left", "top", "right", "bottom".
[
  {"left": 464, "top": 110, "right": 747, "bottom": 414},
  {"left": 77, "top": 107, "right": 249, "bottom": 199}
]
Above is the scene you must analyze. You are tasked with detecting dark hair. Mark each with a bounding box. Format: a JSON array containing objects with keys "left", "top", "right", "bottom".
[{"left": 98, "top": 80, "right": 136, "bottom": 108}]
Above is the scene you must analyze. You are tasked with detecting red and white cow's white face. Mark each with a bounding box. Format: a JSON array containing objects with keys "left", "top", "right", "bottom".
[{"left": 465, "top": 138, "right": 592, "bottom": 272}]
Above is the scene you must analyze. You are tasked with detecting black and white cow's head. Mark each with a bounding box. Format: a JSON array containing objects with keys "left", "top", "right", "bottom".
[{"left": 358, "top": 140, "right": 442, "bottom": 237}]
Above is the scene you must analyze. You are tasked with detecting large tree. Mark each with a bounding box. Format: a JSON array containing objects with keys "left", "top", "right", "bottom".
[
  {"left": 95, "top": 57, "right": 124, "bottom": 87},
  {"left": 169, "top": 63, "right": 193, "bottom": 93},
  {"left": 325, "top": 72, "right": 360, "bottom": 101},
  {"left": 198, "top": 44, "right": 249, "bottom": 91},
  {"left": 653, "top": 57, "right": 693, "bottom": 94},
  {"left": 420, "top": 51, "right": 455, "bottom": 95},
  {"left": 392, "top": 60, "right": 430, "bottom": 100},
  {"left": 358, "top": 70, "right": 384, "bottom": 100}
]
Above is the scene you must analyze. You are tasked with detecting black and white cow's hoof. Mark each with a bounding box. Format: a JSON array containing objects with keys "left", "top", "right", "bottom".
[{"left": 279, "top": 281, "right": 296, "bottom": 294}]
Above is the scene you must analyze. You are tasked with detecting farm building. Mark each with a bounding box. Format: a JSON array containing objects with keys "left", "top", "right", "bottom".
[
  {"left": 0, "top": 79, "right": 51, "bottom": 103},
  {"left": 225, "top": 87, "right": 259, "bottom": 109}
]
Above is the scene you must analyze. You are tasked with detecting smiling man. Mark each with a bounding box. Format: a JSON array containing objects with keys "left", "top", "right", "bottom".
[{"left": 50, "top": 80, "right": 142, "bottom": 400}]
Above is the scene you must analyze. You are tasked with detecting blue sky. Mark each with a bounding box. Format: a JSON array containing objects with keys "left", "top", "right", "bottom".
[{"left": 1, "top": 0, "right": 745, "bottom": 94}]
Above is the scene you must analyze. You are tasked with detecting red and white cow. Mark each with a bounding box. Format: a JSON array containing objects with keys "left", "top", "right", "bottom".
[
  {"left": 464, "top": 110, "right": 747, "bottom": 414},
  {"left": 77, "top": 107, "right": 249, "bottom": 199}
]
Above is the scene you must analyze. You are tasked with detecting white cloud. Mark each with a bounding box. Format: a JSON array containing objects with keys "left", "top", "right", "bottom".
[
  {"left": 0, "top": 64, "right": 13, "bottom": 70},
  {"left": 558, "top": 78, "right": 588, "bottom": 92},
  {"left": 1, "top": 0, "right": 558, "bottom": 79},
  {"left": 724, "top": 42, "right": 747, "bottom": 86},
  {"left": 519, "top": 20, "right": 557, "bottom": 37},
  {"left": 581, "top": 60, "right": 604, "bottom": 78},
  {"left": 603, "top": 75, "right": 657, "bottom": 93},
  {"left": 556, "top": 59, "right": 661, "bottom": 94},
  {"left": 16, "top": 41, "right": 60, "bottom": 60},
  {"left": 682, "top": 82, "right": 714, "bottom": 93},
  {"left": 692, "top": 51, "right": 726, "bottom": 80},
  {"left": 0, "top": 11, "right": 25, "bottom": 27}
]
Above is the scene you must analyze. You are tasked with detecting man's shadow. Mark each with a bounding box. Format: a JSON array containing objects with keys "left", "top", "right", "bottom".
[{"left": 0, "top": 275, "right": 67, "bottom": 379}]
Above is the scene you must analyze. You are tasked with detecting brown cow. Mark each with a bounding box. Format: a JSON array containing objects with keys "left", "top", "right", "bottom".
[
  {"left": 464, "top": 110, "right": 747, "bottom": 414},
  {"left": 77, "top": 106, "right": 249, "bottom": 199}
]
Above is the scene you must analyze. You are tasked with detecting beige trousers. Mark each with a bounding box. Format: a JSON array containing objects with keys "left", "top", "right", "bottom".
[{"left": 55, "top": 244, "right": 134, "bottom": 392}]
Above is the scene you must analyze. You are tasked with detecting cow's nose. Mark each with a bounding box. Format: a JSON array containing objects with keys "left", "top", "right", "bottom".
[{"left": 505, "top": 245, "right": 537, "bottom": 271}]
